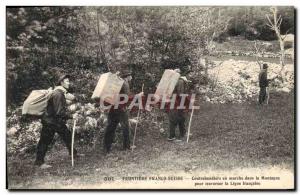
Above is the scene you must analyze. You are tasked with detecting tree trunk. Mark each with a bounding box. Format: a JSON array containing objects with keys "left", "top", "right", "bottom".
[
  {"left": 96, "top": 9, "right": 107, "bottom": 65},
  {"left": 272, "top": 7, "right": 285, "bottom": 80},
  {"left": 279, "top": 40, "right": 285, "bottom": 80}
]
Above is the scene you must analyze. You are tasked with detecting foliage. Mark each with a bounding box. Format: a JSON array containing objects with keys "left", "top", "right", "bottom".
[
  {"left": 6, "top": 6, "right": 294, "bottom": 157},
  {"left": 7, "top": 7, "right": 83, "bottom": 105},
  {"left": 7, "top": 6, "right": 237, "bottom": 106},
  {"left": 225, "top": 6, "right": 294, "bottom": 41}
]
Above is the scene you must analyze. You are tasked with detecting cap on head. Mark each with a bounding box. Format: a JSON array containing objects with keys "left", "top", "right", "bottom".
[
  {"left": 57, "top": 74, "right": 70, "bottom": 85},
  {"left": 120, "top": 70, "right": 132, "bottom": 78},
  {"left": 179, "top": 66, "right": 191, "bottom": 75},
  {"left": 263, "top": 63, "right": 268, "bottom": 69}
]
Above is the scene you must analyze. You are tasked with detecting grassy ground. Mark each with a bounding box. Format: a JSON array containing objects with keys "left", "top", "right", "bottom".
[{"left": 7, "top": 90, "right": 294, "bottom": 189}]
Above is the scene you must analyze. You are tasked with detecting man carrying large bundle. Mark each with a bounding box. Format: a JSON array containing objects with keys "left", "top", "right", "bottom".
[
  {"left": 167, "top": 68, "right": 191, "bottom": 142},
  {"left": 34, "top": 74, "right": 81, "bottom": 169},
  {"left": 102, "top": 70, "right": 140, "bottom": 154}
]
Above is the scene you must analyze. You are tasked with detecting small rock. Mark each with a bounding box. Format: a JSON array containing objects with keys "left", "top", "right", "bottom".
[
  {"left": 84, "top": 117, "right": 98, "bottom": 130},
  {"left": 204, "top": 96, "right": 210, "bottom": 102},
  {"left": 99, "top": 128, "right": 105, "bottom": 133},
  {"left": 159, "top": 128, "right": 165, "bottom": 133},
  {"left": 280, "top": 87, "right": 290, "bottom": 93},
  {"left": 7, "top": 127, "right": 18, "bottom": 136},
  {"left": 129, "top": 118, "right": 138, "bottom": 125},
  {"left": 85, "top": 110, "right": 92, "bottom": 116},
  {"left": 69, "top": 104, "right": 78, "bottom": 112}
]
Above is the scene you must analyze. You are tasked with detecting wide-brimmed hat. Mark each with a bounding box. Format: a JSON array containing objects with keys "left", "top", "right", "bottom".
[{"left": 57, "top": 74, "right": 70, "bottom": 85}]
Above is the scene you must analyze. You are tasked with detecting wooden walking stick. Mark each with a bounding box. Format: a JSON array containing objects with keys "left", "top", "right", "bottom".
[
  {"left": 71, "top": 119, "right": 77, "bottom": 167},
  {"left": 187, "top": 100, "right": 195, "bottom": 143},
  {"left": 131, "top": 84, "right": 144, "bottom": 151},
  {"left": 266, "top": 87, "right": 270, "bottom": 105}
]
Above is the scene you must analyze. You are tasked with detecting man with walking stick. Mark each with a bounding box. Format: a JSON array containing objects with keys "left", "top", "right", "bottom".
[
  {"left": 34, "top": 74, "right": 83, "bottom": 169},
  {"left": 167, "top": 67, "right": 192, "bottom": 142},
  {"left": 102, "top": 70, "right": 144, "bottom": 155}
]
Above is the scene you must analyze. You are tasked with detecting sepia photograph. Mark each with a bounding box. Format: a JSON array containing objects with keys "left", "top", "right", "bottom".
[{"left": 6, "top": 6, "right": 295, "bottom": 190}]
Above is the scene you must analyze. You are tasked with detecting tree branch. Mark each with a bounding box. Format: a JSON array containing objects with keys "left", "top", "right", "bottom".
[
  {"left": 265, "top": 14, "right": 274, "bottom": 27},
  {"left": 277, "top": 17, "right": 283, "bottom": 28}
]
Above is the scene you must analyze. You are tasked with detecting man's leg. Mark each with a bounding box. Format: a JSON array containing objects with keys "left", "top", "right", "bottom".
[
  {"left": 178, "top": 112, "right": 187, "bottom": 138},
  {"left": 259, "top": 87, "right": 266, "bottom": 104},
  {"left": 119, "top": 111, "right": 130, "bottom": 150},
  {"left": 168, "top": 111, "right": 177, "bottom": 140},
  {"left": 103, "top": 111, "right": 119, "bottom": 153},
  {"left": 56, "top": 123, "right": 77, "bottom": 156},
  {"left": 261, "top": 87, "right": 267, "bottom": 104},
  {"left": 35, "top": 122, "right": 55, "bottom": 166}
]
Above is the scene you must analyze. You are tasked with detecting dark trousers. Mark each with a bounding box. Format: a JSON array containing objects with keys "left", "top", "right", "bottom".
[
  {"left": 259, "top": 87, "right": 267, "bottom": 104},
  {"left": 168, "top": 110, "right": 186, "bottom": 138},
  {"left": 35, "top": 120, "right": 77, "bottom": 165},
  {"left": 103, "top": 110, "right": 130, "bottom": 153}
]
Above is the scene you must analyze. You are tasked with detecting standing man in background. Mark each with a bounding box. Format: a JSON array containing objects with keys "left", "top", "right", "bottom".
[
  {"left": 167, "top": 68, "right": 191, "bottom": 142},
  {"left": 258, "top": 63, "right": 269, "bottom": 104}
]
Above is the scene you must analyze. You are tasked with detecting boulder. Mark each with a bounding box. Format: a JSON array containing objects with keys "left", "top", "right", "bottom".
[
  {"left": 129, "top": 118, "right": 138, "bottom": 125},
  {"left": 280, "top": 87, "right": 290, "bottom": 93},
  {"left": 84, "top": 117, "right": 98, "bottom": 130},
  {"left": 68, "top": 104, "right": 78, "bottom": 112}
]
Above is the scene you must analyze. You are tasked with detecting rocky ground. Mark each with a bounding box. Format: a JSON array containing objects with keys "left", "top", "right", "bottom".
[{"left": 202, "top": 59, "right": 294, "bottom": 103}]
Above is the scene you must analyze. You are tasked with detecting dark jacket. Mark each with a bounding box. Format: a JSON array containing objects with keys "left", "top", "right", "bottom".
[
  {"left": 42, "top": 88, "right": 71, "bottom": 125},
  {"left": 174, "top": 78, "right": 186, "bottom": 95},
  {"left": 259, "top": 70, "right": 269, "bottom": 88},
  {"left": 164, "top": 77, "right": 191, "bottom": 112},
  {"left": 120, "top": 80, "right": 131, "bottom": 96}
]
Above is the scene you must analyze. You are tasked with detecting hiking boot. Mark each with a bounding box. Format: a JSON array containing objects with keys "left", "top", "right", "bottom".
[
  {"left": 167, "top": 137, "right": 176, "bottom": 141},
  {"left": 39, "top": 163, "right": 52, "bottom": 169}
]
